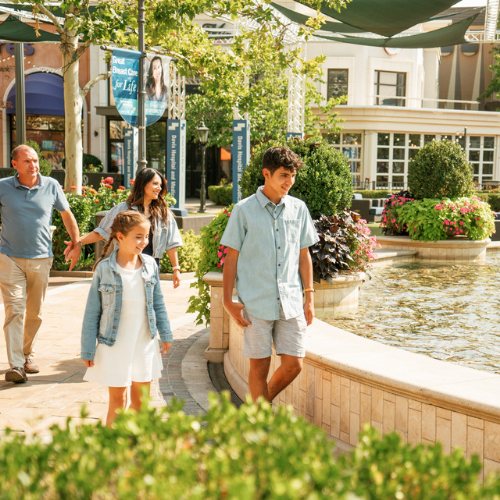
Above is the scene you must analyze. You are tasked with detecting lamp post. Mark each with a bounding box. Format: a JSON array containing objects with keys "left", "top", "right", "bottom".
[{"left": 196, "top": 121, "right": 209, "bottom": 213}]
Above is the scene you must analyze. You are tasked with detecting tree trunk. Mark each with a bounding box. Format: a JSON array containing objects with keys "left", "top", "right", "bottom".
[{"left": 61, "top": 30, "right": 83, "bottom": 194}]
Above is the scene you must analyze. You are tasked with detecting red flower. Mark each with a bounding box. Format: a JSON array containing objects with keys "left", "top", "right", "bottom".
[
  {"left": 102, "top": 177, "right": 114, "bottom": 185},
  {"left": 70, "top": 186, "right": 77, "bottom": 190},
  {"left": 130, "top": 179, "right": 135, "bottom": 185},
  {"left": 105, "top": 184, "right": 112, "bottom": 189},
  {"left": 118, "top": 186, "right": 126, "bottom": 190},
  {"left": 94, "top": 199, "right": 99, "bottom": 203}
]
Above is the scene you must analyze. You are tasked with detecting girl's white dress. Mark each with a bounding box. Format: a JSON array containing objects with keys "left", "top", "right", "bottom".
[{"left": 83, "top": 264, "right": 163, "bottom": 387}]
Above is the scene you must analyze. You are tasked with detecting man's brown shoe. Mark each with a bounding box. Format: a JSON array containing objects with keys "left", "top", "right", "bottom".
[
  {"left": 24, "top": 358, "right": 39, "bottom": 374},
  {"left": 5, "top": 367, "right": 28, "bottom": 383}
]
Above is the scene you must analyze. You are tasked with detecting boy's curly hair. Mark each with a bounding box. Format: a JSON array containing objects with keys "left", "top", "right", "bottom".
[{"left": 262, "top": 146, "right": 304, "bottom": 175}]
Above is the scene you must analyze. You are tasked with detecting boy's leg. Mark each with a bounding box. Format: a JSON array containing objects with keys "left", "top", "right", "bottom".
[
  {"left": 249, "top": 357, "right": 272, "bottom": 401},
  {"left": 242, "top": 311, "right": 274, "bottom": 402},
  {"left": 269, "top": 309, "right": 307, "bottom": 401},
  {"left": 268, "top": 354, "right": 303, "bottom": 402}
]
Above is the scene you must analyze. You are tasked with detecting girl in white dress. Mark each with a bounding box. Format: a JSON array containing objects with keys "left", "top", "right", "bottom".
[{"left": 81, "top": 211, "right": 172, "bottom": 426}]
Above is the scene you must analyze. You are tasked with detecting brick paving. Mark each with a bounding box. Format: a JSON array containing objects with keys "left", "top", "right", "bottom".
[{"left": 0, "top": 275, "right": 215, "bottom": 436}]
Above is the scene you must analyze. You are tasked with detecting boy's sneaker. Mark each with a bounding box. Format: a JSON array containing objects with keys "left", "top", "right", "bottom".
[
  {"left": 24, "top": 357, "right": 39, "bottom": 374},
  {"left": 5, "top": 367, "right": 28, "bottom": 383}
]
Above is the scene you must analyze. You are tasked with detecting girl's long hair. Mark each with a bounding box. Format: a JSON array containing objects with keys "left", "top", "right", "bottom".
[
  {"left": 145, "top": 56, "right": 167, "bottom": 98},
  {"left": 93, "top": 211, "right": 150, "bottom": 271},
  {"left": 126, "top": 168, "right": 171, "bottom": 223}
]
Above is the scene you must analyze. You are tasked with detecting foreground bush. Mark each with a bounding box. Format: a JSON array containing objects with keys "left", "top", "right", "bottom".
[
  {"left": 1, "top": 393, "right": 499, "bottom": 499},
  {"left": 240, "top": 138, "right": 353, "bottom": 218},
  {"left": 408, "top": 140, "right": 475, "bottom": 200},
  {"left": 160, "top": 229, "right": 201, "bottom": 273},
  {"left": 381, "top": 190, "right": 415, "bottom": 236}
]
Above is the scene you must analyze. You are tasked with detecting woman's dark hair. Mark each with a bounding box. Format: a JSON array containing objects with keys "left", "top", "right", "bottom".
[
  {"left": 93, "top": 211, "right": 150, "bottom": 271},
  {"left": 146, "top": 56, "right": 167, "bottom": 98},
  {"left": 126, "top": 168, "right": 170, "bottom": 223}
]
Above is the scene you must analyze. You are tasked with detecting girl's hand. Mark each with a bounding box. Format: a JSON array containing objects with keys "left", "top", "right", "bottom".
[
  {"left": 83, "top": 359, "right": 94, "bottom": 368},
  {"left": 160, "top": 342, "right": 172, "bottom": 354},
  {"left": 173, "top": 269, "right": 181, "bottom": 289}
]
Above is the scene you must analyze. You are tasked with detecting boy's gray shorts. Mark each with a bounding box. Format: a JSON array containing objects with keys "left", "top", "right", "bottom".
[{"left": 242, "top": 307, "right": 307, "bottom": 359}]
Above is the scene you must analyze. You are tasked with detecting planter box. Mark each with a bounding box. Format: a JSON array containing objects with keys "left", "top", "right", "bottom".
[
  {"left": 377, "top": 235, "right": 490, "bottom": 263},
  {"left": 315, "top": 272, "right": 366, "bottom": 312}
]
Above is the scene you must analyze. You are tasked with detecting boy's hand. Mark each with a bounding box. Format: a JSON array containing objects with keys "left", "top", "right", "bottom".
[
  {"left": 224, "top": 300, "right": 252, "bottom": 328},
  {"left": 304, "top": 301, "right": 314, "bottom": 326},
  {"left": 160, "top": 342, "right": 172, "bottom": 354}
]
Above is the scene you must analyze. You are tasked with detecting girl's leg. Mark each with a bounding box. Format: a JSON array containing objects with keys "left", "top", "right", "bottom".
[
  {"left": 107, "top": 386, "right": 127, "bottom": 426},
  {"left": 130, "top": 381, "right": 151, "bottom": 412}
]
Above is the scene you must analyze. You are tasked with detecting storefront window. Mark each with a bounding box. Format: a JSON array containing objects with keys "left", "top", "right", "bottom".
[{"left": 10, "top": 115, "right": 65, "bottom": 169}]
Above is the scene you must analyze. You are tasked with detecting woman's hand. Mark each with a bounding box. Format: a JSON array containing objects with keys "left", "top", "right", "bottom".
[
  {"left": 83, "top": 359, "right": 94, "bottom": 368},
  {"left": 173, "top": 269, "right": 181, "bottom": 288},
  {"left": 160, "top": 342, "right": 172, "bottom": 354}
]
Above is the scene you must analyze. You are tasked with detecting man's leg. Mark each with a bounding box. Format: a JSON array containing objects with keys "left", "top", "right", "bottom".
[
  {"left": 249, "top": 357, "right": 272, "bottom": 402},
  {"left": 0, "top": 254, "right": 28, "bottom": 369},
  {"left": 268, "top": 354, "right": 303, "bottom": 402},
  {"left": 23, "top": 257, "right": 52, "bottom": 362}
]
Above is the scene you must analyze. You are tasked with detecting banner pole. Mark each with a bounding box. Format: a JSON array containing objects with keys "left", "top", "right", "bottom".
[{"left": 137, "top": 0, "right": 147, "bottom": 171}]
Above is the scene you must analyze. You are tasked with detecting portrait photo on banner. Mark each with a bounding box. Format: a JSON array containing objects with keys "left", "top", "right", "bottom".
[{"left": 145, "top": 54, "right": 169, "bottom": 103}]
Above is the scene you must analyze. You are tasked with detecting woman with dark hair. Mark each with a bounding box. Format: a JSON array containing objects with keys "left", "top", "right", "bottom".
[
  {"left": 66, "top": 168, "right": 182, "bottom": 288},
  {"left": 146, "top": 56, "right": 167, "bottom": 102}
]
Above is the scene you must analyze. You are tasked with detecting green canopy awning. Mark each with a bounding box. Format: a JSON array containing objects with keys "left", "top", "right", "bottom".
[
  {"left": 0, "top": 3, "right": 99, "bottom": 18},
  {"left": 0, "top": 15, "right": 60, "bottom": 42},
  {"left": 317, "top": 13, "right": 479, "bottom": 48},
  {"left": 297, "top": 0, "right": 461, "bottom": 37},
  {"left": 271, "top": 2, "right": 368, "bottom": 34}
]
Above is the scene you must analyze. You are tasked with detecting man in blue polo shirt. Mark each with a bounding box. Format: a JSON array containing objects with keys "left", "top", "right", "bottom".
[{"left": 0, "top": 145, "right": 81, "bottom": 383}]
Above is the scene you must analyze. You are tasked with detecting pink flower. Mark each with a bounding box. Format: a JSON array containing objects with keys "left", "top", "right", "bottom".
[
  {"left": 444, "top": 220, "right": 449, "bottom": 225},
  {"left": 414, "top": 228, "right": 417, "bottom": 231},
  {"left": 224, "top": 248, "right": 228, "bottom": 253},
  {"left": 459, "top": 221, "right": 464, "bottom": 225},
  {"left": 217, "top": 251, "right": 222, "bottom": 258},
  {"left": 102, "top": 177, "right": 114, "bottom": 185},
  {"left": 391, "top": 219, "right": 396, "bottom": 223},
  {"left": 215, "top": 235, "right": 219, "bottom": 239}
]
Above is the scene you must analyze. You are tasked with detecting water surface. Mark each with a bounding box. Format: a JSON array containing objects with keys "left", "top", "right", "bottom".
[{"left": 323, "top": 254, "right": 500, "bottom": 373}]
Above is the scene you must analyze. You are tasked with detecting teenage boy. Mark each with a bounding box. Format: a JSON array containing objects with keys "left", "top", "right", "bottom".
[{"left": 221, "top": 146, "right": 319, "bottom": 402}]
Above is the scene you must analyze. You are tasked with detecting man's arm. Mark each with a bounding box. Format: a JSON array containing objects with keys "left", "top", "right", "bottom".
[
  {"left": 60, "top": 209, "right": 81, "bottom": 271},
  {"left": 299, "top": 247, "right": 314, "bottom": 326},
  {"left": 223, "top": 247, "right": 251, "bottom": 328}
]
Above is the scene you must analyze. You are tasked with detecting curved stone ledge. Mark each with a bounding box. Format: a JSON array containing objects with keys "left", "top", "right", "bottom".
[
  {"left": 377, "top": 235, "right": 490, "bottom": 262},
  {"left": 224, "top": 316, "right": 500, "bottom": 476},
  {"left": 315, "top": 272, "right": 365, "bottom": 311}
]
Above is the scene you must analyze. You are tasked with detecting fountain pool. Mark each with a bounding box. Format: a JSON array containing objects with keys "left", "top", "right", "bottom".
[{"left": 322, "top": 253, "right": 500, "bottom": 374}]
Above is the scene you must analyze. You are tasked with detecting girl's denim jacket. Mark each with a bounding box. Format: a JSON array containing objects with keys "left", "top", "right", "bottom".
[
  {"left": 81, "top": 249, "right": 173, "bottom": 361},
  {"left": 94, "top": 202, "right": 183, "bottom": 259}
]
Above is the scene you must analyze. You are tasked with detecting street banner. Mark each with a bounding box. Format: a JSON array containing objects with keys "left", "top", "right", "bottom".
[
  {"left": 166, "top": 119, "right": 187, "bottom": 216},
  {"left": 111, "top": 48, "right": 141, "bottom": 127},
  {"left": 123, "top": 127, "right": 138, "bottom": 189},
  {"left": 144, "top": 54, "right": 170, "bottom": 126},
  {"left": 232, "top": 120, "right": 250, "bottom": 203}
]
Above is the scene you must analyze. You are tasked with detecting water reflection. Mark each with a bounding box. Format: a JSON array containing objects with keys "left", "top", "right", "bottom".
[{"left": 322, "top": 254, "right": 500, "bottom": 373}]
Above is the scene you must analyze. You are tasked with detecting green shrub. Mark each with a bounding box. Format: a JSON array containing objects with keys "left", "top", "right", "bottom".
[
  {"left": 208, "top": 183, "right": 232, "bottom": 206},
  {"left": 1, "top": 394, "right": 499, "bottom": 499},
  {"left": 160, "top": 229, "right": 201, "bottom": 273},
  {"left": 408, "top": 140, "right": 475, "bottom": 200},
  {"left": 396, "top": 197, "right": 495, "bottom": 242},
  {"left": 354, "top": 190, "right": 395, "bottom": 199},
  {"left": 240, "top": 138, "right": 353, "bottom": 218},
  {"left": 486, "top": 193, "right": 500, "bottom": 212},
  {"left": 61, "top": 153, "right": 103, "bottom": 172},
  {"left": 187, "top": 206, "right": 233, "bottom": 325}
]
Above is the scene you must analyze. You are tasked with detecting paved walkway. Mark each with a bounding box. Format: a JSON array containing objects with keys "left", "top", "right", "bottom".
[{"left": 0, "top": 275, "right": 217, "bottom": 437}]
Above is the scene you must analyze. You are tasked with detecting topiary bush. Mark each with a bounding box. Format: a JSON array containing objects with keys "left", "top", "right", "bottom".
[
  {"left": 208, "top": 183, "right": 232, "bottom": 206},
  {"left": 408, "top": 140, "right": 475, "bottom": 200},
  {"left": 240, "top": 138, "right": 353, "bottom": 218}
]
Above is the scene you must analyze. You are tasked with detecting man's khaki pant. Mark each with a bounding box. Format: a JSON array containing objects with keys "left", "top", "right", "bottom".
[{"left": 0, "top": 253, "right": 52, "bottom": 368}]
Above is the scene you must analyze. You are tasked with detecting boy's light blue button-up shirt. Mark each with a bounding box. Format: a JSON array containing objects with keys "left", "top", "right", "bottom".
[{"left": 221, "top": 187, "right": 319, "bottom": 321}]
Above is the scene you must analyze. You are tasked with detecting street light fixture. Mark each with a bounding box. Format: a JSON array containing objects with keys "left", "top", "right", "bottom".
[{"left": 196, "top": 121, "right": 209, "bottom": 213}]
